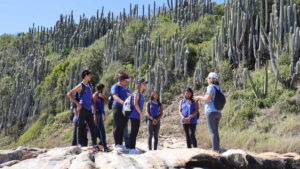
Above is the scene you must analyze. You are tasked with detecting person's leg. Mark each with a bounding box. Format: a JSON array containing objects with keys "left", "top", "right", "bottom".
[
  {"left": 153, "top": 121, "right": 160, "bottom": 150},
  {"left": 96, "top": 112, "right": 108, "bottom": 149},
  {"left": 183, "top": 124, "right": 192, "bottom": 148},
  {"left": 72, "top": 121, "right": 78, "bottom": 146},
  {"left": 85, "top": 111, "right": 97, "bottom": 145},
  {"left": 124, "top": 123, "right": 130, "bottom": 148},
  {"left": 214, "top": 112, "right": 222, "bottom": 151},
  {"left": 189, "top": 124, "right": 197, "bottom": 148},
  {"left": 77, "top": 108, "right": 86, "bottom": 146},
  {"left": 129, "top": 118, "right": 140, "bottom": 149},
  {"left": 206, "top": 112, "right": 220, "bottom": 151},
  {"left": 112, "top": 106, "right": 123, "bottom": 145},
  {"left": 147, "top": 120, "right": 154, "bottom": 150}
]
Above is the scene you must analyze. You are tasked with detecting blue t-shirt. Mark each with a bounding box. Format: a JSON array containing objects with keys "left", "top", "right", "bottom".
[
  {"left": 129, "top": 91, "right": 145, "bottom": 119},
  {"left": 95, "top": 93, "right": 105, "bottom": 113},
  {"left": 149, "top": 101, "right": 160, "bottom": 117},
  {"left": 79, "top": 83, "right": 92, "bottom": 111},
  {"left": 110, "top": 84, "right": 130, "bottom": 107},
  {"left": 181, "top": 99, "right": 198, "bottom": 124},
  {"left": 205, "top": 84, "right": 222, "bottom": 113}
]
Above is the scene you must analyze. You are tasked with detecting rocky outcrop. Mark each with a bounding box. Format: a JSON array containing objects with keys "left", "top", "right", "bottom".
[{"left": 0, "top": 147, "right": 299, "bottom": 169}]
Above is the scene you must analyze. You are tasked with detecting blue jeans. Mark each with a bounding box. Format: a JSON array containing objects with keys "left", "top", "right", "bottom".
[
  {"left": 95, "top": 111, "right": 108, "bottom": 149},
  {"left": 206, "top": 111, "right": 221, "bottom": 151}
]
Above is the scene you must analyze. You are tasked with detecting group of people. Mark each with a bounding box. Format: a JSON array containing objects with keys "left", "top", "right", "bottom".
[{"left": 67, "top": 70, "right": 223, "bottom": 154}]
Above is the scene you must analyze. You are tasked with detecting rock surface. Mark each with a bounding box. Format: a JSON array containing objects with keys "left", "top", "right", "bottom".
[{"left": 0, "top": 146, "right": 299, "bottom": 169}]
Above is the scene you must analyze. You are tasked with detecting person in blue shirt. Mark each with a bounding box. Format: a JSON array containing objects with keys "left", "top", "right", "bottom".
[
  {"left": 195, "top": 72, "right": 222, "bottom": 153},
  {"left": 110, "top": 72, "right": 131, "bottom": 150},
  {"left": 67, "top": 70, "right": 100, "bottom": 152},
  {"left": 92, "top": 83, "right": 111, "bottom": 152},
  {"left": 179, "top": 87, "right": 199, "bottom": 148},
  {"left": 128, "top": 78, "right": 148, "bottom": 154},
  {"left": 146, "top": 92, "right": 163, "bottom": 151}
]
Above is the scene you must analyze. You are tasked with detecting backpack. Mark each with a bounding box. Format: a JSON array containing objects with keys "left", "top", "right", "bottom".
[
  {"left": 213, "top": 86, "right": 226, "bottom": 110},
  {"left": 70, "top": 83, "right": 86, "bottom": 121},
  {"left": 108, "top": 85, "right": 120, "bottom": 110},
  {"left": 122, "top": 94, "right": 134, "bottom": 118}
]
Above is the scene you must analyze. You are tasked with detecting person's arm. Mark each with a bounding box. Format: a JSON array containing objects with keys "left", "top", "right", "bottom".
[
  {"left": 146, "top": 102, "right": 153, "bottom": 120},
  {"left": 112, "top": 85, "right": 125, "bottom": 104},
  {"left": 67, "top": 84, "right": 82, "bottom": 109},
  {"left": 188, "top": 101, "right": 199, "bottom": 120},
  {"left": 133, "top": 93, "right": 142, "bottom": 119},
  {"left": 92, "top": 93, "right": 97, "bottom": 110},
  {"left": 195, "top": 94, "right": 212, "bottom": 102},
  {"left": 99, "top": 93, "right": 108, "bottom": 103},
  {"left": 158, "top": 105, "right": 164, "bottom": 121},
  {"left": 195, "top": 86, "right": 214, "bottom": 102},
  {"left": 178, "top": 100, "right": 184, "bottom": 119}
]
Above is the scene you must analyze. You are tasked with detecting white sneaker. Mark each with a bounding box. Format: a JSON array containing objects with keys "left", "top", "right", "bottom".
[
  {"left": 129, "top": 149, "right": 140, "bottom": 155},
  {"left": 114, "top": 144, "right": 124, "bottom": 151}
]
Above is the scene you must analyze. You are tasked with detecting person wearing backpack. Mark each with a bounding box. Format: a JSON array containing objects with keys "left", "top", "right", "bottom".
[
  {"left": 110, "top": 72, "right": 131, "bottom": 150},
  {"left": 92, "top": 84, "right": 111, "bottom": 152},
  {"left": 179, "top": 87, "right": 199, "bottom": 148},
  {"left": 67, "top": 70, "right": 100, "bottom": 152},
  {"left": 195, "top": 72, "right": 225, "bottom": 153},
  {"left": 146, "top": 92, "right": 163, "bottom": 151},
  {"left": 127, "top": 78, "right": 148, "bottom": 154}
]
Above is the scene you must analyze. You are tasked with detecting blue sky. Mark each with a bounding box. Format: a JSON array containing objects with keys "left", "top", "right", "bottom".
[{"left": 0, "top": 0, "right": 223, "bottom": 35}]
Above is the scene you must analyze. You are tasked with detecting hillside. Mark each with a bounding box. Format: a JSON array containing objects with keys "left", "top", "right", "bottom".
[{"left": 0, "top": 0, "right": 300, "bottom": 158}]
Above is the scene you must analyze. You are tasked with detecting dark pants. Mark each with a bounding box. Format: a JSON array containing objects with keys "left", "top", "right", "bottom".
[
  {"left": 124, "top": 124, "right": 130, "bottom": 148},
  {"left": 206, "top": 112, "right": 221, "bottom": 151},
  {"left": 95, "top": 111, "right": 108, "bottom": 149},
  {"left": 147, "top": 120, "right": 160, "bottom": 150},
  {"left": 72, "top": 121, "right": 78, "bottom": 146},
  {"left": 78, "top": 107, "right": 97, "bottom": 146},
  {"left": 183, "top": 124, "right": 197, "bottom": 148},
  {"left": 72, "top": 120, "right": 88, "bottom": 146},
  {"left": 112, "top": 105, "right": 129, "bottom": 145},
  {"left": 129, "top": 118, "right": 140, "bottom": 149}
]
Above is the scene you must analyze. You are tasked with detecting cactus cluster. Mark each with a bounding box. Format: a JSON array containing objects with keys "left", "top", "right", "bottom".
[{"left": 213, "top": 0, "right": 300, "bottom": 89}]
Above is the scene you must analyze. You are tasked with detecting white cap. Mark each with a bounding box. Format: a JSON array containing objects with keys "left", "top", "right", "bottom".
[{"left": 207, "top": 72, "right": 218, "bottom": 79}]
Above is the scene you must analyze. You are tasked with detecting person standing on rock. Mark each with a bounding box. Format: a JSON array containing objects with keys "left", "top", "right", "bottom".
[
  {"left": 179, "top": 87, "right": 199, "bottom": 148},
  {"left": 67, "top": 70, "right": 100, "bottom": 152},
  {"left": 128, "top": 78, "right": 148, "bottom": 154},
  {"left": 195, "top": 72, "right": 223, "bottom": 153},
  {"left": 146, "top": 92, "right": 163, "bottom": 151},
  {"left": 111, "top": 72, "right": 131, "bottom": 150},
  {"left": 92, "top": 83, "right": 111, "bottom": 152}
]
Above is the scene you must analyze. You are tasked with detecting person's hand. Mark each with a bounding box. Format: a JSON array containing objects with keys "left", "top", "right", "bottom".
[
  {"left": 76, "top": 103, "right": 82, "bottom": 110},
  {"left": 152, "top": 119, "right": 156, "bottom": 125},
  {"left": 183, "top": 118, "right": 190, "bottom": 124},
  {"left": 103, "top": 115, "right": 108, "bottom": 122},
  {"left": 93, "top": 115, "right": 97, "bottom": 124},
  {"left": 139, "top": 113, "right": 143, "bottom": 119}
]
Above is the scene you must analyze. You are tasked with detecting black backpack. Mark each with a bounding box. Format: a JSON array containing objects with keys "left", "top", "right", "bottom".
[
  {"left": 213, "top": 86, "right": 226, "bottom": 110},
  {"left": 70, "top": 83, "right": 86, "bottom": 121},
  {"left": 108, "top": 85, "right": 120, "bottom": 110}
]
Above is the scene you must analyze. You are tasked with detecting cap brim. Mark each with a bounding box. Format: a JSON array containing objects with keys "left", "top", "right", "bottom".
[{"left": 125, "top": 78, "right": 131, "bottom": 82}]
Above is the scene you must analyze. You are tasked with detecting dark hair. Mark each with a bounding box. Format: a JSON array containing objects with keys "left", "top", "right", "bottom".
[
  {"left": 150, "top": 92, "right": 161, "bottom": 106},
  {"left": 81, "top": 70, "right": 91, "bottom": 79},
  {"left": 96, "top": 83, "right": 105, "bottom": 92},
  {"left": 212, "top": 79, "right": 220, "bottom": 85},
  {"left": 118, "top": 72, "right": 130, "bottom": 81},
  {"left": 185, "top": 87, "right": 194, "bottom": 102}
]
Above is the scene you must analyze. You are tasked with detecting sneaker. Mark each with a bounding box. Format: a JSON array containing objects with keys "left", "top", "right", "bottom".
[
  {"left": 93, "top": 145, "right": 101, "bottom": 152},
  {"left": 129, "top": 149, "right": 140, "bottom": 155},
  {"left": 114, "top": 144, "right": 124, "bottom": 151},
  {"left": 103, "top": 147, "right": 112, "bottom": 152}
]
